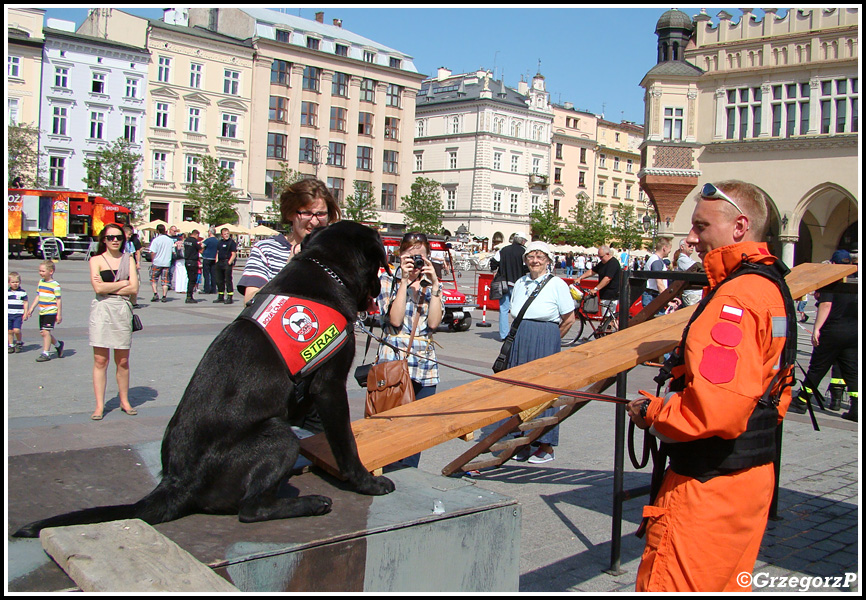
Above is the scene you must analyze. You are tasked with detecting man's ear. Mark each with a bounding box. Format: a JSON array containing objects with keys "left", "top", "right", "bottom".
[{"left": 733, "top": 214, "right": 752, "bottom": 242}]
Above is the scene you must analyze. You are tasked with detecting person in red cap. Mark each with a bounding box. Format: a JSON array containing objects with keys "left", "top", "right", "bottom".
[{"left": 628, "top": 180, "right": 796, "bottom": 592}]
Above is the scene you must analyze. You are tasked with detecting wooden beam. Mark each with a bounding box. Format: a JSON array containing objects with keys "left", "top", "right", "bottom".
[{"left": 300, "top": 263, "right": 855, "bottom": 477}]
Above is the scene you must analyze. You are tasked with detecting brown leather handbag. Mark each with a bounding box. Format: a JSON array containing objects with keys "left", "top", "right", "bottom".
[{"left": 365, "top": 310, "right": 420, "bottom": 418}]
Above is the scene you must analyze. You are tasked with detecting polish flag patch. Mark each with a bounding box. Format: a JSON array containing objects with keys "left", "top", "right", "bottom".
[{"left": 720, "top": 305, "right": 743, "bottom": 324}]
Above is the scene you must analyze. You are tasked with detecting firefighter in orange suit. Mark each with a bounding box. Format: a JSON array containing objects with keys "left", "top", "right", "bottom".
[{"left": 628, "top": 181, "right": 795, "bottom": 592}]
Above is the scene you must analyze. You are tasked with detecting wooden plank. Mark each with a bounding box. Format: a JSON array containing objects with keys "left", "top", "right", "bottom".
[
  {"left": 301, "top": 263, "right": 855, "bottom": 477},
  {"left": 40, "top": 519, "right": 239, "bottom": 592}
]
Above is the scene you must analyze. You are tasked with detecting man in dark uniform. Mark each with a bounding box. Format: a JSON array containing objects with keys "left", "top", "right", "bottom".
[
  {"left": 789, "top": 249, "right": 858, "bottom": 421},
  {"left": 183, "top": 230, "right": 202, "bottom": 304},
  {"left": 213, "top": 228, "right": 238, "bottom": 305},
  {"left": 489, "top": 232, "right": 528, "bottom": 341}
]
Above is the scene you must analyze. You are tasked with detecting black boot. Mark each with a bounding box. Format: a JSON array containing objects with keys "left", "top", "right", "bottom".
[
  {"left": 789, "top": 391, "right": 808, "bottom": 414},
  {"left": 841, "top": 398, "right": 858, "bottom": 422},
  {"left": 828, "top": 386, "right": 844, "bottom": 411},
  {"left": 213, "top": 294, "right": 224, "bottom": 303},
  {"left": 225, "top": 295, "right": 234, "bottom": 305}
]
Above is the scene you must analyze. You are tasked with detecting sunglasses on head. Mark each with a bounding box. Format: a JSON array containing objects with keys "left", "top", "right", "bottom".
[
  {"left": 105, "top": 234, "right": 124, "bottom": 242},
  {"left": 403, "top": 232, "right": 427, "bottom": 243},
  {"left": 701, "top": 183, "right": 743, "bottom": 215}
]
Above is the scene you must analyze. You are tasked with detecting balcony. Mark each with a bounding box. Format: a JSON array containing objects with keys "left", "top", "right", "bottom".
[{"left": 528, "top": 173, "right": 549, "bottom": 188}]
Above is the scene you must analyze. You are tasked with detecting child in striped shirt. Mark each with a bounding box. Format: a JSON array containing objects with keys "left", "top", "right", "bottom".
[
  {"left": 8, "top": 272, "right": 29, "bottom": 353},
  {"left": 25, "top": 260, "right": 64, "bottom": 362}
]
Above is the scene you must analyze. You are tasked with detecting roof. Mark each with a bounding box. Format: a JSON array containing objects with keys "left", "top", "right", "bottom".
[
  {"left": 42, "top": 27, "right": 149, "bottom": 54},
  {"left": 644, "top": 60, "right": 704, "bottom": 78},
  {"left": 656, "top": 9, "right": 694, "bottom": 33},
  {"left": 417, "top": 75, "right": 531, "bottom": 109}
]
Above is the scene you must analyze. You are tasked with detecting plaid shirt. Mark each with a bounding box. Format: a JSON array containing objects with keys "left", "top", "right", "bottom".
[{"left": 375, "top": 271, "right": 441, "bottom": 386}]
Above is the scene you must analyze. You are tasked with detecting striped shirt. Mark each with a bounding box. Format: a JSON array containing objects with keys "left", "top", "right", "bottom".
[
  {"left": 8, "top": 288, "right": 28, "bottom": 315},
  {"left": 237, "top": 235, "right": 294, "bottom": 295},
  {"left": 36, "top": 279, "right": 61, "bottom": 315}
]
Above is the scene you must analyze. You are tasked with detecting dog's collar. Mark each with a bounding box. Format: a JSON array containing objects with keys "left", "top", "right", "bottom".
[{"left": 305, "top": 257, "right": 345, "bottom": 288}]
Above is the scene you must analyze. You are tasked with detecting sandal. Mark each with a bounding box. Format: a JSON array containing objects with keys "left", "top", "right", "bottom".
[
  {"left": 91, "top": 413, "right": 104, "bottom": 421},
  {"left": 121, "top": 406, "right": 138, "bottom": 415}
]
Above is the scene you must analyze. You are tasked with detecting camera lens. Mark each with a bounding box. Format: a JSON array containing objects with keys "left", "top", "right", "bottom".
[{"left": 412, "top": 255, "right": 425, "bottom": 270}]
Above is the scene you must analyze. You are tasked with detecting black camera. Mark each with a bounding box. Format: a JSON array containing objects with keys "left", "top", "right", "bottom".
[{"left": 412, "top": 255, "right": 425, "bottom": 270}]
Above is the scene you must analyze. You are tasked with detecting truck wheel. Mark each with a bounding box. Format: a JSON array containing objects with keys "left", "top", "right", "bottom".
[{"left": 451, "top": 315, "right": 472, "bottom": 332}]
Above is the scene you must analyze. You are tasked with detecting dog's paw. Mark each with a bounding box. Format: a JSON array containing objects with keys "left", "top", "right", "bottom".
[
  {"left": 305, "top": 494, "right": 333, "bottom": 516},
  {"left": 356, "top": 474, "right": 395, "bottom": 496}
]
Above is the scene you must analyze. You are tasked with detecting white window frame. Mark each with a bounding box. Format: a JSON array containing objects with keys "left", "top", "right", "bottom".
[
  {"left": 224, "top": 69, "right": 240, "bottom": 95},
  {"left": 54, "top": 66, "right": 69, "bottom": 88},
  {"left": 156, "top": 102, "right": 170, "bottom": 128},
  {"left": 446, "top": 188, "right": 456, "bottom": 211},
  {"left": 510, "top": 192, "right": 519, "bottom": 214},
  {"left": 90, "top": 111, "right": 105, "bottom": 140},
  {"left": 190, "top": 63, "right": 203, "bottom": 89},
  {"left": 52, "top": 106, "right": 68, "bottom": 135},
  {"left": 153, "top": 151, "right": 168, "bottom": 180},
  {"left": 493, "top": 191, "right": 502, "bottom": 212},
  {"left": 449, "top": 151, "right": 458, "bottom": 169},
  {"left": 185, "top": 154, "right": 199, "bottom": 183},
  {"left": 188, "top": 107, "right": 201, "bottom": 132},
  {"left": 158, "top": 56, "right": 171, "bottom": 83},
  {"left": 125, "top": 77, "right": 139, "bottom": 99},
  {"left": 8, "top": 55, "right": 21, "bottom": 78},
  {"left": 221, "top": 113, "right": 238, "bottom": 138},
  {"left": 49, "top": 156, "right": 66, "bottom": 187}
]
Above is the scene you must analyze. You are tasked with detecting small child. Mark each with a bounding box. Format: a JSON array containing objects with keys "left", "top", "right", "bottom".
[
  {"left": 8, "top": 272, "right": 29, "bottom": 353},
  {"left": 25, "top": 260, "right": 64, "bottom": 362}
]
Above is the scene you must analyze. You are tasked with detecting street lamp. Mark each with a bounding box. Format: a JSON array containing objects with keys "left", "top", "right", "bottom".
[{"left": 311, "top": 143, "right": 330, "bottom": 180}]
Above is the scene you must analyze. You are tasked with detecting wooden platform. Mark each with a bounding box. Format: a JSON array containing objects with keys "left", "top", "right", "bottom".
[{"left": 300, "top": 263, "right": 856, "bottom": 476}]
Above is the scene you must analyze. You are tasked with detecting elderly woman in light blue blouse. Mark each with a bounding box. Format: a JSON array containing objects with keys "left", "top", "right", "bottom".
[{"left": 502, "top": 240, "right": 576, "bottom": 464}]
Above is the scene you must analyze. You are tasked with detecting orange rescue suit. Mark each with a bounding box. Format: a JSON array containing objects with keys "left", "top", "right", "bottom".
[{"left": 636, "top": 241, "right": 793, "bottom": 592}]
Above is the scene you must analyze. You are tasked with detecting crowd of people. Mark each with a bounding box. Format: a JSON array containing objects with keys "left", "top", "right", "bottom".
[{"left": 6, "top": 177, "right": 858, "bottom": 593}]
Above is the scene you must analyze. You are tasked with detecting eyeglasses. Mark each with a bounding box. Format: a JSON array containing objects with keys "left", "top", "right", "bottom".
[
  {"left": 296, "top": 210, "right": 329, "bottom": 221},
  {"left": 402, "top": 232, "right": 428, "bottom": 243},
  {"left": 105, "top": 234, "right": 124, "bottom": 242},
  {"left": 701, "top": 183, "right": 743, "bottom": 215},
  {"left": 526, "top": 252, "right": 549, "bottom": 262}
]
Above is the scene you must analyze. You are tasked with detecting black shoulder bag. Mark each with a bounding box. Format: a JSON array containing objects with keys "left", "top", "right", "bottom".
[{"left": 493, "top": 274, "right": 553, "bottom": 373}]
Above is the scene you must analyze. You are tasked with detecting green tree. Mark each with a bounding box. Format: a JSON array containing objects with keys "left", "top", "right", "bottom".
[
  {"left": 565, "top": 195, "right": 610, "bottom": 247},
  {"left": 529, "top": 200, "right": 562, "bottom": 243},
  {"left": 83, "top": 137, "right": 145, "bottom": 217},
  {"left": 185, "top": 155, "right": 238, "bottom": 225},
  {"left": 264, "top": 165, "right": 304, "bottom": 225},
  {"left": 8, "top": 122, "right": 47, "bottom": 188},
  {"left": 343, "top": 180, "right": 379, "bottom": 223},
  {"left": 401, "top": 177, "right": 443, "bottom": 234},
  {"left": 609, "top": 202, "right": 645, "bottom": 250}
]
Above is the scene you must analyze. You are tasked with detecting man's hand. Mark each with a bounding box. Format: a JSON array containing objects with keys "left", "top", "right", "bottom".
[{"left": 628, "top": 390, "right": 660, "bottom": 430}]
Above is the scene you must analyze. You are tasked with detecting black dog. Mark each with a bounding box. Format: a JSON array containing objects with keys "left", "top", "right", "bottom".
[{"left": 14, "top": 221, "right": 394, "bottom": 538}]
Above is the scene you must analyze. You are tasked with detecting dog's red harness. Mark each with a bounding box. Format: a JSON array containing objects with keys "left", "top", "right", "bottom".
[{"left": 241, "top": 294, "right": 349, "bottom": 378}]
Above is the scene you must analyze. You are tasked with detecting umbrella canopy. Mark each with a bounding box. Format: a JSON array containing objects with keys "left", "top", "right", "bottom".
[
  {"left": 139, "top": 219, "right": 169, "bottom": 232},
  {"left": 251, "top": 224, "right": 279, "bottom": 236},
  {"left": 215, "top": 223, "right": 253, "bottom": 235},
  {"left": 176, "top": 220, "right": 208, "bottom": 234}
]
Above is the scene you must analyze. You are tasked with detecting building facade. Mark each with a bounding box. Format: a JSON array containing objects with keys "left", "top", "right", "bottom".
[
  {"left": 414, "top": 68, "right": 553, "bottom": 246},
  {"left": 38, "top": 20, "right": 149, "bottom": 194},
  {"left": 7, "top": 8, "right": 45, "bottom": 131},
  {"left": 640, "top": 8, "right": 858, "bottom": 264},
  {"left": 186, "top": 8, "right": 425, "bottom": 229}
]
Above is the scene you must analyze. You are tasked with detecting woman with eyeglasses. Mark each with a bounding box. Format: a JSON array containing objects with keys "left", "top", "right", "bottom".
[
  {"left": 238, "top": 178, "right": 341, "bottom": 306},
  {"left": 87, "top": 223, "right": 140, "bottom": 420},
  {"left": 375, "top": 232, "right": 444, "bottom": 468}
]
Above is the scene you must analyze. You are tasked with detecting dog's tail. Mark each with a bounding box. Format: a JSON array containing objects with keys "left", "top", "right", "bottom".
[{"left": 12, "top": 481, "right": 189, "bottom": 538}]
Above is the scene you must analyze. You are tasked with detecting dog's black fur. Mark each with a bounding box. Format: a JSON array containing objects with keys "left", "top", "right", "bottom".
[{"left": 14, "top": 221, "right": 394, "bottom": 538}]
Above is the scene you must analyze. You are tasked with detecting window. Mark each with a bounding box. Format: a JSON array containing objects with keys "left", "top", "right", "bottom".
[
  {"left": 358, "top": 112, "right": 374, "bottom": 136},
  {"left": 90, "top": 111, "right": 105, "bottom": 139},
  {"left": 615, "top": 132, "right": 620, "bottom": 143},
  {"left": 493, "top": 117, "right": 504, "bottom": 135},
  {"left": 532, "top": 157, "right": 541, "bottom": 175},
  {"left": 663, "top": 107, "right": 684, "bottom": 140},
  {"left": 330, "top": 107, "right": 346, "bottom": 131},
  {"left": 554, "top": 167, "right": 561, "bottom": 184},
  {"left": 598, "top": 180, "right": 605, "bottom": 196},
  {"left": 613, "top": 183, "right": 619, "bottom": 198},
  {"left": 328, "top": 142, "right": 346, "bottom": 167},
  {"left": 124, "top": 115, "right": 137, "bottom": 143},
  {"left": 555, "top": 143, "right": 563, "bottom": 160},
  {"left": 493, "top": 152, "right": 502, "bottom": 171},
  {"left": 265, "top": 169, "right": 280, "bottom": 197},
  {"left": 91, "top": 72, "right": 106, "bottom": 94},
  {"left": 158, "top": 56, "right": 171, "bottom": 83},
  {"left": 416, "top": 119, "right": 426, "bottom": 137},
  {"left": 385, "top": 116, "right": 399, "bottom": 140},
  {"left": 625, "top": 184, "right": 633, "bottom": 200},
  {"left": 357, "top": 146, "right": 373, "bottom": 171},
  {"left": 269, "top": 96, "right": 287, "bottom": 122},
  {"left": 276, "top": 30, "right": 290, "bottom": 43},
  {"left": 335, "top": 44, "right": 348, "bottom": 57},
  {"left": 449, "top": 151, "right": 458, "bottom": 169},
  {"left": 220, "top": 159, "right": 237, "bottom": 187},
  {"left": 190, "top": 63, "right": 202, "bottom": 88},
  {"left": 360, "top": 78, "right": 376, "bottom": 102},
  {"left": 8, "top": 55, "right": 21, "bottom": 78},
  {"left": 580, "top": 147, "right": 587, "bottom": 164},
  {"left": 578, "top": 171, "right": 585, "bottom": 187},
  {"left": 271, "top": 60, "right": 290, "bottom": 85},
  {"left": 153, "top": 152, "right": 167, "bottom": 180},
  {"left": 327, "top": 177, "right": 345, "bottom": 202},
  {"left": 221, "top": 113, "right": 238, "bottom": 138},
  {"left": 364, "top": 50, "right": 376, "bottom": 63},
  {"left": 451, "top": 115, "right": 460, "bottom": 134},
  {"left": 446, "top": 189, "right": 456, "bottom": 210},
  {"left": 332, "top": 72, "right": 349, "bottom": 97},
  {"left": 298, "top": 137, "right": 316, "bottom": 163},
  {"left": 726, "top": 87, "right": 762, "bottom": 139},
  {"left": 188, "top": 107, "right": 201, "bottom": 132},
  {"left": 125, "top": 78, "right": 139, "bottom": 98},
  {"left": 306, "top": 37, "right": 320, "bottom": 51},
  {"left": 389, "top": 57, "right": 402, "bottom": 69},
  {"left": 185, "top": 155, "right": 199, "bottom": 183},
  {"left": 300, "top": 101, "right": 318, "bottom": 127},
  {"left": 52, "top": 107, "right": 68, "bottom": 136},
  {"left": 613, "top": 156, "right": 620, "bottom": 171},
  {"left": 510, "top": 193, "right": 518, "bottom": 214},
  {"left": 267, "top": 132, "right": 287, "bottom": 159},
  {"left": 415, "top": 152, "right": 423, "bottom": 171},
  {"left": 531, "top": 195, "right": 540, "bottom": 213},
  {"left": 627, "top": 158, "right": 633, "bottom": 173},
  {"left": 54, "top": 66, "right": 69, "bottom": 88},
  {"left": 510, "top": 154, "right": 519, "bottom": 173},
  {"left": 224, "top": 70, "right": 240, "bottom": 95},
  {"left": 493, "top": 191, "right": 502, "bottom": 212},
  {"left": 820, "top": 77, "right": 858, "bottom": 134},
  {"left": 383, "top": 150, "right": 398, "bottom": 173},
  {"left": 302, "top": 66, "right": 320, "bottom": 91},
  {"left": 599, "top": 153, "right": 606, "bottom": 168},
  {"left": 156, "top": 102, "right": 169, "bottom": 128},
  {"left": 387, "top": 84, "right": 402, "bottom": 107},
  {"left": 381, "top": 184, "right": 397, "bottom": 210},
  {"left": 511, "top": 121, "right": 521, "bottom": 138},
  {"left": 49, "top": 156, "right": 65, "bottom": 187}
]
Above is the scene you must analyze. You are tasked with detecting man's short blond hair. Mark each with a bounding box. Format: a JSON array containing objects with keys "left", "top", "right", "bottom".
[{"left": 711, "top": 180, "right": 770, "bottom": 240}]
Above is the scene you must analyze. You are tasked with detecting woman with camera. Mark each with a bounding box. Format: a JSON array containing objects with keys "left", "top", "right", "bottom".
[{"left": 375, "top": 232, "right": 444, "bottom": 467}]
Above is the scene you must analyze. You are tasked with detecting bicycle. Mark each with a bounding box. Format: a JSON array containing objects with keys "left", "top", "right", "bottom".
[{"left": 561, "top": 292, "right": 620, "bottom": 347}]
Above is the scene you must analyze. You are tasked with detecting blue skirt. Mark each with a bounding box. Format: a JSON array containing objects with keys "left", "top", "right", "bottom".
[{"left": 507, "top": 319, "right": 561, "bottom": 446}]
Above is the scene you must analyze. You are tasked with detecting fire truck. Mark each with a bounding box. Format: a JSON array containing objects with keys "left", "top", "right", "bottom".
[
  {"left": 8, "top": 188, "right": 131, "bottom": 258},
  {"left": 379, "top": 234, "right": 476, "bottom": 331}
]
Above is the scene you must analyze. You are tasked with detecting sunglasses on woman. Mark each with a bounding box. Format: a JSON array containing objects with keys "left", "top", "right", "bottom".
[
  {"left": 105, "top": 234, "right": 125, "bottom": 242},
  {"left": 701, "top": 183, "right": 743, "bottom": 215}
]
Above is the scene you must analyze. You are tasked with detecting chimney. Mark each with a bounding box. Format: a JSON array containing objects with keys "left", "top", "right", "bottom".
[
  {"left": 315, "top": 11, "right": 324, "bottom": 23},
  {"left": 333, "top": 18, "right": 342, "bottom": 27},
  {"left": 437, "top": 67, "right": 451, "bottom": 81},
  {"left": 518, "top": 79, "right": 529, "bottom": 95},
  {"left": 564, "top": 101, "right": 573, "bottom": 110}
]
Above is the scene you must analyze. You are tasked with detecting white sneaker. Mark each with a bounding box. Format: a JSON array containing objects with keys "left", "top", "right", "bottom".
[{"left": 528, "top": 449, "right": 555, "bottom": 464}]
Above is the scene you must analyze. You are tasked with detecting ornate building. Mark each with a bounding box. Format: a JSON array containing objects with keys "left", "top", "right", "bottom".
[{"left": 639, "top": 8, "right": 858, "bottom": 263}]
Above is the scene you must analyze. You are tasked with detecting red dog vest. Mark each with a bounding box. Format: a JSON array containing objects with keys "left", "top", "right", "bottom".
[{"left": 242, "top": 294, "right": 349, "bottom": 378}]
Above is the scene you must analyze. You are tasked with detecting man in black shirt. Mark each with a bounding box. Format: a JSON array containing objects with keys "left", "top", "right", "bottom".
[
  {"left": 213, "top": 228, "right": 238, "bottom": 305},
  {"left": 574, "top": 244, "right": 621, "bottom": 312},
  {"left": 183, "top": 230, "right": 202, "bottom": 304},
  {"left": 489, "top": 232, "right": 528, "bottom": 341}
]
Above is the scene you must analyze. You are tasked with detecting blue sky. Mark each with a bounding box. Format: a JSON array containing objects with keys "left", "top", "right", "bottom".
[{"left": 39, "top": 6, "right": 786, "bottom": 125}]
